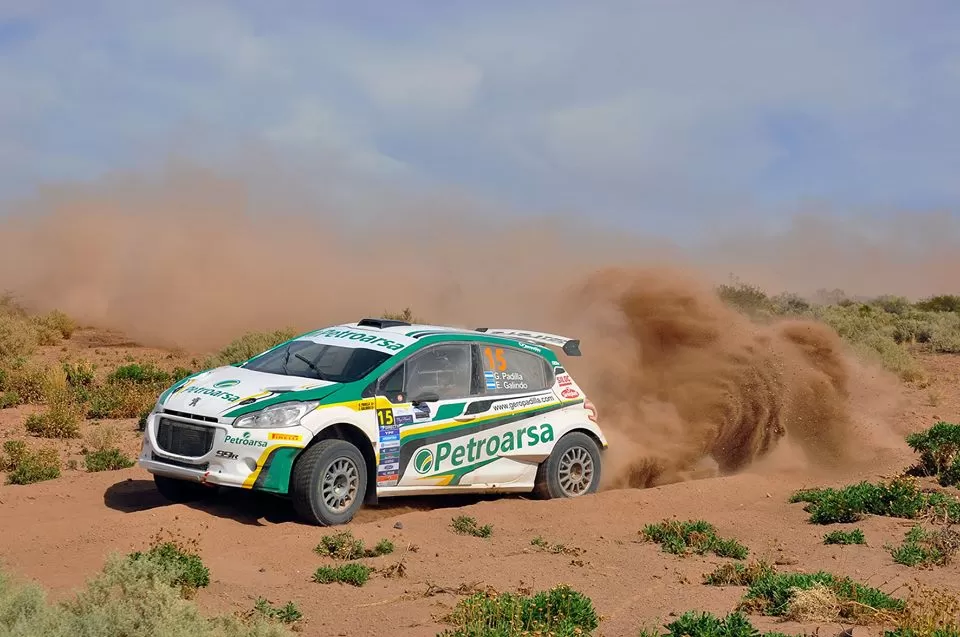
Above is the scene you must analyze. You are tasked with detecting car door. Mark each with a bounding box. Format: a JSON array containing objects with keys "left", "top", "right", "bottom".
[{"left": 373, "top": 341, "right": 485, "bottom": 487}]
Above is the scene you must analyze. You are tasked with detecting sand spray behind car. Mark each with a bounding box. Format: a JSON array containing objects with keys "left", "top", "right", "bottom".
[{"left": 0, "top": 167, "right": 914, "bottom": 491}]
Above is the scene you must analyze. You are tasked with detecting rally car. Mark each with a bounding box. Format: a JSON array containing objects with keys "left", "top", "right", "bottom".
[{"left": 138, "top": 318, "right": 606, "bottom": 526}]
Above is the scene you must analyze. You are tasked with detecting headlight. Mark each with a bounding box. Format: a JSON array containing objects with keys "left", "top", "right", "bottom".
[{"left": 232, "top": 401, "right": 319, "bottom": 429}]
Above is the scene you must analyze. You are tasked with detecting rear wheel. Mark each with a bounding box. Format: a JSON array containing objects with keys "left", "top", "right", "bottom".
[
  {"left": 153, "top": 474, "right": 216, "bottom": 502},
  {"left": 533, "top": 431, "right": 601, "bottom": 499},
  {"left": 291, "top": 439, "right": 367, "bottom": 526}
]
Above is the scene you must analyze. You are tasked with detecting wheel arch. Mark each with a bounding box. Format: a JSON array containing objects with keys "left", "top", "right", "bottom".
[
  {"left": 564, "top": 425, "right": 607, "bottom": 454},
  {"left": 296, "top": 422, "right": 379, "bottom": 505}
]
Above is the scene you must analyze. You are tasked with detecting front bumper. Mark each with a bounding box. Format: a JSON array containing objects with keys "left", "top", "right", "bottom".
[{"left": 137, "top": 410, "right": 308, "bottom": 489}]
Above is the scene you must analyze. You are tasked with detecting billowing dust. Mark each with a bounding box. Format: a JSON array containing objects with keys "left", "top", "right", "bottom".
[{"left": 0, "top": 169, "right": 908, "bottom": 490}]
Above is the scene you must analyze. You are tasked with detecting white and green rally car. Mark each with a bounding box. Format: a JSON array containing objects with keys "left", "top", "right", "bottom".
[{"left": 138, "top": 318, "right": 606, "bottom": 526}]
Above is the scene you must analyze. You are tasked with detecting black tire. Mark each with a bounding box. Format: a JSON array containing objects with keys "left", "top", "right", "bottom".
[
  {"left": 291, "top": 439, "right": 367, "bottom": 526},
  {"left": 153, "top": 474, "right": 216, "bottom": 502},
  {"left": 532, "top": 431, "right": 602, "bottom": 499}
]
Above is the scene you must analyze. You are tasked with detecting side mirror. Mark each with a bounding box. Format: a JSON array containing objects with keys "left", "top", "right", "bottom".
[{"left": 410, "top": 391, "right": 440, "bottom": 405}]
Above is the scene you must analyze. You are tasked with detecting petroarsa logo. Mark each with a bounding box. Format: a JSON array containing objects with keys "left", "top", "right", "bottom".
[
  {"left": 224, "top": 431, "right": 268, "bottom": 448},
  {"left": 213, "top": 379, "right": 240, "bottom": 389},
  {"left": 414, "top": 423, "right": 554, "bottom": 475},
  {"left": 414, "top": 448, "right": 434, "bottom": 475}
]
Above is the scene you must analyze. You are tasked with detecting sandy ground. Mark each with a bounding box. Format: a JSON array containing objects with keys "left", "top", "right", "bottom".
[{"left": 1, "top": 334, "right": 959, "bottom": 636}]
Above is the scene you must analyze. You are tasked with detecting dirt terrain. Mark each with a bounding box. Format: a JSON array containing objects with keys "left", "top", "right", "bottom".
[{"left": 1, "top": 325, "right": 958, "bottom": 636}]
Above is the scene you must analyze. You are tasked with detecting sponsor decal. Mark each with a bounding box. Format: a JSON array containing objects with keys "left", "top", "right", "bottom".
[
  {"left": 484, "top": 370, "right": 528, "bottom": 392},
  {"left": 189, "top": 397, "right": 201, "bottom": 407},
  {"left": 556, "top": 374, "right": 572, "bottom": 387},
  {"left": 224, "top": 431, "right": 268, "bottom": 448},
  {"left": 216, "top": 450, "right": 239, "bottom": 460},
  {"left": 395, "top": 414, "right": 413, "bottom": 426},
  {"left": 516, "top": 341, "right": 543, "bottom": 353},
  {"left": 414, "top": 402, "right": 431, "bottom": 421},
  {"left": 268, "top": 432, "right": 303, "bottom": 442},
  {"left": 358, "top": 398, "right": 376, "bottom": 411},
  {"left": 492, "top": 393, "right": 554, "bottom": 412},
  {"left": 561, "top": 387, "right": 580, "bottom": 400},
  {"left": 313, "top": 328, "right": 406, "bottom": 351},
  {"left": 415, "top": 423, "right": 555, "bottom": 474},
  {"left": 183, "top": 385, "right": 241, "bottom": 402},
  {"left": 213, "top": 379, "right": 241, "bottom": 389}
]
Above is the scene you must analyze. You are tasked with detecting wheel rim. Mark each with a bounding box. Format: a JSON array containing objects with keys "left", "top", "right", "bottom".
[
  {"left": 557, "top": 445, "right": 594, "bottom": 496},
  {"left": 320, "top": 457, "right": 360, "bottom": 513}
]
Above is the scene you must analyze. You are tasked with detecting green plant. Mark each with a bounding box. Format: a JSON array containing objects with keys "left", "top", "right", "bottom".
[
  {"left": 251, "top": 597, "right": 303, "bottom": 625},
  {"left": 824, "top": 529, "right": 867, "bottom": 545},
  {"left": 640, "top": 519, "right": 748, "bottom": 559},
  {"left": 887, "top": 525, "right": 959, "bottom": 568},
  {"left": 2, "top": 439, "right": 62, "bottom": 485},
  {"left": 85, "top": 448, "right": 135, "bottom": 472},
  {"left": 789, "top": 477, "right": 960, "bottom": 524},
  {"left": 438, "top": 584, "right": 599, "bottom": 637},
  {"left": 313, "top": 530, "right": 394, "bottom": 560},
  {"left": 312, "top": 563, "right": 371, "bottom": 587},
  {"left": 451, "top": 515, "right": 493, "bottom": 538},
  {"left": 640, "top": 610, "right": 801, "bottom": 637},
  {"left": 530, "top": 536, "right": 584, "bottom": 556},
  {"left": 702, "top": 560, "right": 776, "bottom": 586},
  {"left": 905, "top": 421, "right": 960, "bottom": 487},
  {"left": 126, "top": 533, "right": 210, "bottom": 599},
  {"left": 24, "top": 394, "right": 84, "bottom": 438},
  {"left": 739, "top": 570, "right": 905, "bottom": 624},
  {"left": 107, "top": 363, "right": 171, "bottom": 386},
  {"left": 0, "top": 555, "right": 292, "bottom": 636}
]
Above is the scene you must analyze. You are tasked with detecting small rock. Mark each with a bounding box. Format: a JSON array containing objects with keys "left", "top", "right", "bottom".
[{"left": 394, "top": 521, "right": 403, "bottom": 529}]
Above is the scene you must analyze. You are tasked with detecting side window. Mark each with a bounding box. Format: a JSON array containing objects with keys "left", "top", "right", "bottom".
[
  {"left": 378, "top": 364, "right": 405, "bottom": 403},
  {"left": 403, "top": 343, "right": 474, "bottom": 401},
  {"left": 480, "top": 344, "right": 549, "bottom": 394}
]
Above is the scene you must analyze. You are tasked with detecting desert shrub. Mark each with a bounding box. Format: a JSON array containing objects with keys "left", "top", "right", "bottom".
[
  {"left": 62, "top": 359, "right": 96, "bottom": 389},
  {"left": 24, "top": 389, "right": 84, "bottom": 439},
  {"left": 249, "top": 597, "right": 302, "bottom": 625},
  {"left": 716, "top": 277, "right": 772, "bottom": 316},
  {"left": 85, "top": 448, "right": 135, "bottom": 472},
  {"left": 32, "top": 309, "right": 77, "bottom": 340},
  {"left": 438, "top": 584, "right": 599, "bottom": 637},
  {"left": 107, "top": 362, "right": 171, "bottom": 386},
  {"left": 381, "top": 307, "right": 425, "bottom": 322},
  {"left": 0, "top": 359, "right": 47, "bottom": 404},
  {"left": 824, "top": 529, "right": 867, "bottom": 545},
  {"left": 86, "top": 382, "right": 159, "bottom": 419},
  {"left": 0, "top": 390, "right": 19, "bottom": 408},
  {"left": 640, "top": 519, "right": 748, "bottom": 559},
  {"left": 906, "top": 421, "right": 960, "bottom": 487},
  {"left": 0, "top": 553, "right": 291, "bottom": 636},
  {"left": 703, "top": 560, "right": 776, "bottom": 586},
  {"left": 312, "top": 564, "right": 371, "bottom": 587},
  {"left": 915, "top": 295, "right": 960, "bottom": 313},
  {"left": 739, "top": 570, "right": 904, "bottom": 624},
  {"left": 314, "top": 530, "right": 394, "bottom": 560},
  {"left": 126, "top": 534, "right": 210, "bottom": 599},
  {"left": 789, "top": 477, "right": 960, "bottom": 524},
  {"left": 0, "top": 314, "right": 38, "bottom": 359},
  {"left": 2, "top": 440, "right": 61, "bottom": 485},
  {"left": 451, "top": 515, "right": 493, "bottom": 538},
  {"left": 202, "top": 329, "right": 296, "bottom": 369},
  {"left": 530, "top": 536, "right": 585, "bottom": 556},
  {"left": 888, "top": 525, "right": 960, "bottom": 568},
  {"left": 638, "top": 610, "right": 797, "bottom": 637},
  {"left": 887, "top": 582, "right": 960, "bottom": 637}
]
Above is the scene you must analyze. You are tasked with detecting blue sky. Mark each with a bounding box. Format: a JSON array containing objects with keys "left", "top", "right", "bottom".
[{"left": 2, "top": 0, "right": 959, "bottom": 240}]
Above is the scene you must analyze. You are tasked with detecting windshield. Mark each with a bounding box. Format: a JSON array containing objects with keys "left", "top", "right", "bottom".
[{"left": 242, "top": 340, "right": 391, "bottom": 383}]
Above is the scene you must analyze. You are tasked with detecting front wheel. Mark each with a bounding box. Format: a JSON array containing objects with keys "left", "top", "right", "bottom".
[
  {"left": 533, "top": 431, "right": 602, "bottom": 499},
  {"left": 290, "top": 439, "right": 367, "bottom": 526}
]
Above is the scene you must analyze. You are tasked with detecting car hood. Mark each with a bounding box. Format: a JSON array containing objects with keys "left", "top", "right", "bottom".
[{"left": 158, "top": 366, "right": 341, "bottom": 420}]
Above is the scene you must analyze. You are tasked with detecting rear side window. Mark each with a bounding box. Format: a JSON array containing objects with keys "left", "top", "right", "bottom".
[{"left": 479, "top": 344, "right": 550, "bottom": 394}]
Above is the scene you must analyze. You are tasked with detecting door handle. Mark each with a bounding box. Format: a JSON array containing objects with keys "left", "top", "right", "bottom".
[{"left": 454, "top": 414, "right": 476, "bottom": 422}]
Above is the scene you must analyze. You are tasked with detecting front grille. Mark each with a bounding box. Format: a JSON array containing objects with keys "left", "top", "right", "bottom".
[
  {"left": 155, "top": 418, "right": 215, "bottom": 457},
  {"left": 162, "top": 408, "right": 219, "bottom": 423}
]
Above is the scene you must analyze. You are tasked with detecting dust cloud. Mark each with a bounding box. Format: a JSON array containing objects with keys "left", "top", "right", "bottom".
[{"left": 0, "top": 167, "right": 911, "bottom": 488}]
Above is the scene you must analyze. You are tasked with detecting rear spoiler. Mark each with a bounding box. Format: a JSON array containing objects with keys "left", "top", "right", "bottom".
[{"left": 474, "top": 328, "right": 581, "bottom": 356}]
